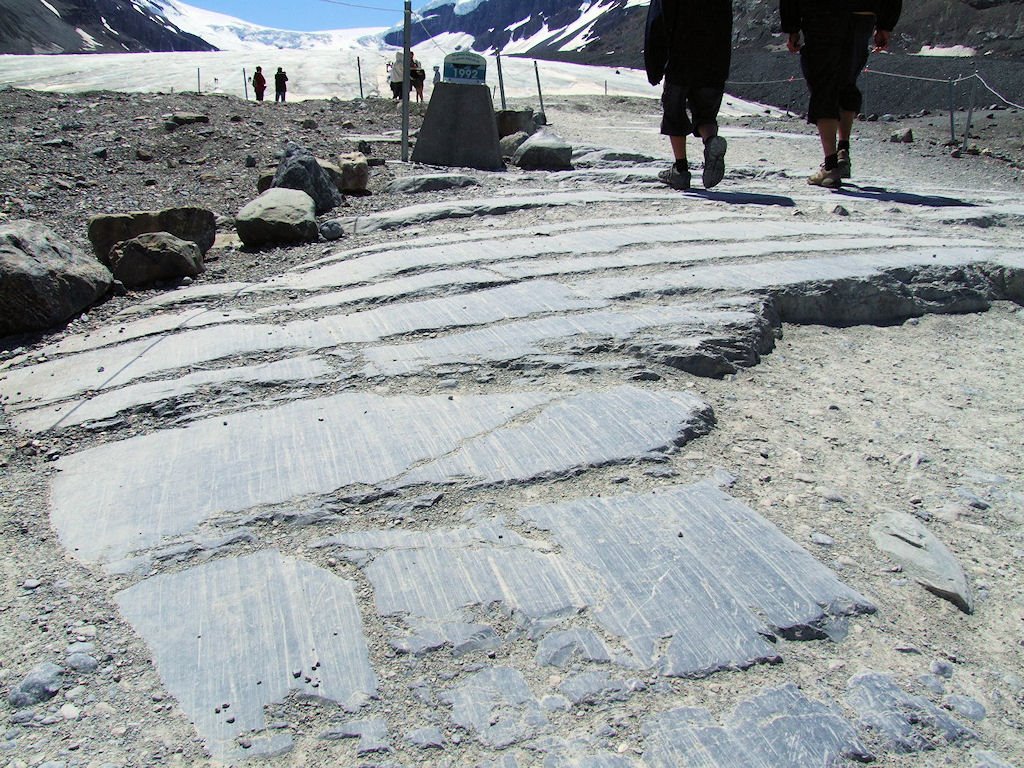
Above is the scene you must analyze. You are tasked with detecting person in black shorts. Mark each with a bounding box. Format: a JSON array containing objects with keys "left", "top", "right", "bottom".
[
  {"left": 645, "top": 0, "right": 732, "bottom": 191},
  {"left": 782, "top": 0, "right": 902, "bottom": 187}
]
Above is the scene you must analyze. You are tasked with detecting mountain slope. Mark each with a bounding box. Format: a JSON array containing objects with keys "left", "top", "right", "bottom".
[{"left": 0, "top": 0, "right": 217, "bottom": 54}]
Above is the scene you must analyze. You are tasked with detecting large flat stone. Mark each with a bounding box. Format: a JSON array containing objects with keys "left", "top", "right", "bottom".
[{"left": 115, "top": 549, "right": 377, "bottom": 760}]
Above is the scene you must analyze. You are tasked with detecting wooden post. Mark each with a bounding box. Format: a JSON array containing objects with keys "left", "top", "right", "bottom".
[
  {"left": 243, "top": 68, "right": 249, "bottom": 100},
  {"left": 496, "top": 51, "right": 506, "bottom": 110},
  {"left": 948, "top": 77, "right": 956, "bottom": 143},
  {"left": 534, "top": 60, "right": 545, "bottom": 118},
  {"left": 401, "top": 0, "right": 411, "bottom": 162},
  {"left": 357, "top": 56, "right": 364, "bottom": 99},
  {"left": 197, "top": 67, "right": 201, "bottom": 93}
]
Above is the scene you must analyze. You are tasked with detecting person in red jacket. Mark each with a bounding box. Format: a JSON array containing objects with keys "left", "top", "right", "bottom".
[
  {"left": 645, "top": 0, "right": 732, "bottom": 191},
  {"left": 251, "top": 66, "right": 266, "bottom": 102},
  {"left": 781, "top": 0, "right": 902, "bottom": 187}
]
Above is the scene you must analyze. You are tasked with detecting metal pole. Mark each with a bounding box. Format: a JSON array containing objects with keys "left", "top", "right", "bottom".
[
  {"left": 534, "top": 60, "right": 545, "bottom": 118},
  {"left": 948, "top": 77, "right": 956, "bottom": 143},
  {"left": 496, "top": 51, "right": 506, "bottom": 110},
  {"left": 197, "top": 67, "right": 201, "bottom": 93},
  {"left": 401, "top": 0, "right": 411, "bottom": 162},
  {"left": 243, "top": 68, "right": 249, "bottom": 100},
  {"left": 961, "top": 73, "right": 976, "bottom": 152},
  {"left": 357, "top": 56, "right": 364, "bottom": 99}
]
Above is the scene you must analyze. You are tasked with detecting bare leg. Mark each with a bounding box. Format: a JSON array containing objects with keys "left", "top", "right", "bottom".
[
  {"left": 839, "top": 109, "right": 856, "bottom": 143},
  {"left": 817, "top": 117, "right": 839, "bottom": 158},
  {"left": 669, "top": 135, "right": 687, "bottom": 163}
]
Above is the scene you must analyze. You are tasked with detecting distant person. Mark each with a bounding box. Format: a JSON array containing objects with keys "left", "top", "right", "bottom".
[
  {"left": 275, "top": 67, "right": 288, "bottom": 103},
  {"left": 781, "top": 0, "right": 902, "bottom": 187},
  {"left": 644, "top": 0, "right": 732, "bottom": 191},
  {"left": 432, "top": 65, "right": 441, "bottom": 86},
  {"left": 389, "top": 51, "right": 404, "bottom": 99},
  {"left": 410, "top": 53, "right": 426, "bottom": 102},
  {"left": 251, "top": 66, "right": 266, "bottom": 101}
]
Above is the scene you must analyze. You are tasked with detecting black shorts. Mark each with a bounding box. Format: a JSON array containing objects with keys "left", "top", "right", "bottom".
[
  {"left": 799, "top": 5, "right": 875, "bottom": 122},
  {"left": 660, "top": 82, "right": 724, "bottom": 137}
]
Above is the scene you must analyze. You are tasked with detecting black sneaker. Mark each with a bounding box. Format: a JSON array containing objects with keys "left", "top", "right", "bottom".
[
  {"left": 658, "top": 165, "right": 691, "bottom": 191},
  {"left": 702, "top": 136, "right": 727, "bottom": 189}
]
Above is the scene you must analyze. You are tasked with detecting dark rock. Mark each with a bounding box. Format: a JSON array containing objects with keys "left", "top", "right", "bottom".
[
  {"left": 91, "top": 147, "right": 107, "bottom": 159},
  {"left": 167, "top": 112, "right": 209, "bottom": 126},
  {"left": 244, "top": 155, "right": 257, "bottom": 168},
  {"left": 107, "top": 232, "right": 204, "bottom": 288},
  {"left": 319, "top": 220, "right": 345, "bottom": 240},
  {"left": 235, "top": 188, "right": 318, "bottom": 247},
  {"left": 7, "top": 662, "right": 63, "bottom": 708},
  {"left": 513, "top": 129, "right": 573, "bottom": 171},
  {"left": 87, "top": 207, "right": 217, "bottom": 263},
  {"left": 499, "top": 131, "right": 530, "bottom": 158},
  {"left": 257, "top": 171, "right": 274, "bottom": 194},
  {"left": 271, "top": 143, "right": 343, "bottom": 214},
  {"left": 495, "top": 108, "right": 535, "bottom": 138},
  {"left": 0, "top": 220, "right": 111, "bottom": 337}
]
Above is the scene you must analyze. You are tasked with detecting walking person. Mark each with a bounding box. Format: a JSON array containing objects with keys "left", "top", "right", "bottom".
[
  {"left": 389, "top": 51, "right": 404, "bottom": 100},
  {"left": 781, "top": 0, "right": 902, "bottom": 187},
  {"left": 410, "top": 53, "right": 426, "bottom": 102},
  {"left": 645, "top": 0, "right": 732, "bottom": 191},
  {"left": 251, "top": 66, "right": 266, "bottom": 102},
  {"left": 274, "top": 67, "right": 288, "bottom": 103}
]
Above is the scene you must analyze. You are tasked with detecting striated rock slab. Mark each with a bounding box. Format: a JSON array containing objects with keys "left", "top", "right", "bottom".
[
  {"left": 115, "top": 549, "right": 377, "bottom": 760},
  {"left": 440, "top": 667, "right": 548, "bottom": 749},
  {"left": 871, "top": 511, "right": 974, "bottom": 613},
  {"left": 51, "top": 387, "right": 710, "bottom": 563},
  {"left": 846, "top": 671, "right": 976, "bottom": 752},
  {"left": 324, "top": 484, "right": 872, "bottom": 679},
  {"left": 641, "top": 683, "right": 871, "bottom": 767}
]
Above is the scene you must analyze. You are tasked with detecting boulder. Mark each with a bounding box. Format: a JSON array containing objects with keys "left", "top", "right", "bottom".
[
  {"left": 108, "top": 232, "right": 204, "bottom": 288},
  {"left": 871, "top": 511, "right": 974, "bottom": 613},
  {"left": 0, "top": 220, "right": 111, "bottom": 337},
  {"left": 235, "top": 188, "right": 318, "bottom": 247},
  {"left": 337, "top": 151, "right": 370, "bottom": 194},
  {"left": 271, "top": 143, "right": 343, "bottom": 215},
  {"left": 499, "top": 131, "right": 531, "bottom": 158},
  {"left": 383, "top": 174, "right": 480, "bottom": 194},
  {"left": 495, "top": 108, "right": 535, "bottom": 139},
  {"left": 87, "top": 207, "right": 216, "bottom": 263},
  {"left": 8, "top": 662, "right": 64, "bottom": 708},
  {"left": 512, "top": 129, "right": 573, "bottom": 171},
  {"left": 257, "top": 170, "right": 275, "bottom": 194}
]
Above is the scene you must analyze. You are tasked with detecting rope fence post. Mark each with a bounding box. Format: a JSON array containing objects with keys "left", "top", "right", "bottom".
[
  {"left": 534, "top": 60, "right": 546, "bottom": 119},
  {"left": 496, "top": 51, "right": 507, "bottom": 110},
  {"left": 197, "top": 67, "right": 201, "bottom": 94},
  {"left": 243, "top": 68, "right": 249, "bottom": 100},
  {"left": 357, "top": 56, "right": 364, "bottom": 99},
  {"left": 948, "top": 77, "right": 956, "bottom": 143},
  {"left": 401, "top": 0, "right": 411, "bottom": 162},
  {"left": 961, "top": 72, "right": 977, "bottom": 152}
]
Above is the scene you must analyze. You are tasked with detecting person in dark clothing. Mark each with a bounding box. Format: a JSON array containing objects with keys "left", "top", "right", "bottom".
[
  {"left": 252, "top": 66, "right": 266, "bottom": 102},
  {"left": 645, "top": 0, "right": 732, "bottom": 190},
  {"left": 274, "top": 67, "right": 288, "bottom": 103},
  {"left": 781, "top": 0, "right": 902, "bottom": 187}
]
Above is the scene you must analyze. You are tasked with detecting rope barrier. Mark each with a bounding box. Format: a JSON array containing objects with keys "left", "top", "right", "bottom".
[
  {"left": 317, "top": 0, "right": 402, "bottom": 12},
  {"left": 973, "top": 71, "right": 1024, "bottom": 110}
]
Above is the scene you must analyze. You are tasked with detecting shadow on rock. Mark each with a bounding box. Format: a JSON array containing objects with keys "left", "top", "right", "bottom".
[
  {"left": 836, "top": 185, "right": 975, "bottom": 208},
  {"left": 685, "top": 190, "right": 796, "bottom": 207}
]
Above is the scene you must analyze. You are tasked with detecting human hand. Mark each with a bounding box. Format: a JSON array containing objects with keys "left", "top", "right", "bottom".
[
  {"left": 787, "top": 31, "right": 802, "bottom": 53},
  {"left": 873, "top": 29, "right": 891, "bottom": 51}
]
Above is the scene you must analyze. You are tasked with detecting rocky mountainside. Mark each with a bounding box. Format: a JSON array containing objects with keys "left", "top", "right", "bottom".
[
  {"left": 385, "top": 0, "right": 1024, "bottom": 62},
  {"left": 0, "top": 0, "right": 215, "bottom": 54}
]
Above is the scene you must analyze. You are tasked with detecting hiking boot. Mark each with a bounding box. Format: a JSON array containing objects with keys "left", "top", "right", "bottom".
[
  {"left": 702, "top": 135, "right": 727, "bottom": 189},
  {"left": 807, "top": 163, "right": 842, "bottom": 188},
  {"left": 658, "top": 165, "right": 691, "bottom": 191},
  {"left": 836, "top": 148, "right": 851, "bottom": 179}
]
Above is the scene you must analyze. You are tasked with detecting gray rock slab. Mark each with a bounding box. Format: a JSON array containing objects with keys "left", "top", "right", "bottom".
[
  {"left": 52, "top": 387, "right": 708, "bottom": 563},
  {"left": 1, "top": 280, "right": 601, "bottom": 409},
  {"left": 440, "top": 667, "right": 547, "bottom": 749},
  {"left": 871, "top": 511, "right": 974, "bottom": 613},
  {"left": 325, "top": 483, "right": 871, "bottom": 680},
  {"left": 11, "top": 356, "right": 332, "bottom": 433},
  {"left": 337, "top": 192, "right": 664, "bottom": 234},
  {"left": 114, "top": 549, "right": 377, "bottom": 760},
  {"left": 521, "top": 484, "right": 874, "bottom": 675},
  {"left": 846, "top": 671, "right": 975, "bottom": 753},
  {"left": 642, "top": 683, "right": 871, "bottom": 767},
  {"left": 383, "top": 174, "right": 481, "bottom": 194},
  {"left": 559, "top": 671, "right": 637, "bottom": 705}
]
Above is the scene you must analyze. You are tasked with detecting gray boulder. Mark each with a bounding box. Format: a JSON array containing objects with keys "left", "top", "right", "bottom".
[
  {"left": 383, "top": 174, "right": 481, "bottom": 194},
  {"left": 499, "top": 131, "right": 531, "bottom": 158},
  {"left": 108, "top": 232, "right": 204, "bottom": 288},
  {"left": 8, "top": 662, "right": 64, "bottom": 708},
  {"left": 257, "top": 170, "right": 275, "bottom": 194},
  {"left": 0, "top": 220, "right": 111, "bottom": 337},
  {"left": 235, "top": 188, "right": 318, "bottom": 247},
  {"left": 495, "top": 108, "right": 535, "bottom": 138},
  {"left": 871, "top": 511, "right": 974, "bottom": 613},
  {"left": 512, "top": 129, "right": 573, "bottom": 171},
  {"left": 87, "top": 207, "right": 216, "bottom": 264},
  {"left": 272, "top": 143, "right": 343, "bottom": 214}
]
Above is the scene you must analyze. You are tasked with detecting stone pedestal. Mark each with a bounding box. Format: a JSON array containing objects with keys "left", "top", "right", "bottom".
[{"left": 412, "top": 83, "right": 504, "bottom": 172}]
